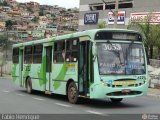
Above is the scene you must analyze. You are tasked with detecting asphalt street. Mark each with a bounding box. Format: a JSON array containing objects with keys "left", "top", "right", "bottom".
[{"left": 0, "top": 78, "right": 160, "bottom": 120}]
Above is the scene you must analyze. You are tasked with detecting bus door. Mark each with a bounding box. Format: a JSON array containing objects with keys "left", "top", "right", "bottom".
[
  {"left": 45, "top": 46, "right": 52, "bottom": 93},
  {"left": 78, "top": 41, "right": 91, "bottom": 96},
  {"left": 19, "top": 48, "right": 24, "bottom": 87}
]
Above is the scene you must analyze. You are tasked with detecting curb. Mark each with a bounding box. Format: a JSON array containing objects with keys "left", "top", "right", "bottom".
[
  {"left": 147, "top": 94, "right": 160, "bottom": 99},
  {"left": 0, "top": 77, "right": 12, "bottom": 79}
]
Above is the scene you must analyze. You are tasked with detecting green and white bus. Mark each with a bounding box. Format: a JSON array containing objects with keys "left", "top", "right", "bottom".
[{"left": 12, "top": 28, "right": 148, "bottom": 104}]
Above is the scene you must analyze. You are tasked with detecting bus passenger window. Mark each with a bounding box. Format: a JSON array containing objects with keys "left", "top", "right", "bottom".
[
  {"left": 33, "top": 45, "right": 43, "bottom": 64},
  {"left": 65, "top": 38, "right": 79, "bottom": 62},
  {"left": 53, "top": 41, "right": 65, "bottom": 63},
  {"left": 24, "top": 46, "right": 32, "bottom": 64},
  {"left": 66, "top": 52, "right": 77, "bottom": 62},
  {"left": 12, "top": 48, "right": 19, "bottom": 64}
]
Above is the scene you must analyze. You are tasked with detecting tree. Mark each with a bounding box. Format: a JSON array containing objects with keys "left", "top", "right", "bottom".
[
  {"left": 0, "top": 34, "right": 13, "bottom": 60},
  {"left": 97, "top": 20, "right": 107, "bottom": 28},
  {"left": 0, "top": 35, "right": 8, "bottom": 48},
  {"left": 39, "top": 8, "right": 44, "bottom": 16},
  {"left": 0, "top": 54, "right": 6, "bottom": 77},
  {"left": 31, "top": 16, "right": 39, "bottom": 23},
  {"left": 127, "top": 13, "right": 160, "bottom": 59},
  {"left": 2, "top": 1, "right": 8, "bottom": 6},
  {"left": 27, "top": 6, "right": 33, "bottom": 13},
  {"left": 0, "top": 35, "right": 8, "bottom": 77},
  {"left": 151, "top": 25, "right": 160, "bottom": 59},
  {"left": 5, "top": 20, "right": 13, "bottom": 30}
]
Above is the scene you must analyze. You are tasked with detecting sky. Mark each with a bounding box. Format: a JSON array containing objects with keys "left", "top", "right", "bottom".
[{"left": 16, "top": 0, "right": 80, "bottom": 8}]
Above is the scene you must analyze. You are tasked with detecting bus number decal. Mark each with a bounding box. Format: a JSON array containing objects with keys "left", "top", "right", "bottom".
[{"left": 102, "top": 44, "right": 121, "bottom": 51}]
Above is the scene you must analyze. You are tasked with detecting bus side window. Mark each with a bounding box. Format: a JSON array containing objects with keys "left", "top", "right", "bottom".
[
  {"left": 24, "top": 46, "right": 33, "bottom": 64},
  {"left": 53, "top": 41, "right": 65, "bottom": 63},
  {"left": 12, "top": 48, "right": 19, "bottom": 64},
  {"left": 66, "top": 39, "right": 78, "bottom": 62},
  {"left": 33, "top": 45, "right": 43, "bottom": 64}
]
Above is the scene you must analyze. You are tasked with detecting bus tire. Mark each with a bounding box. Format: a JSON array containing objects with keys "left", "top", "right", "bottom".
[
  {"left": 26, "top": 77, "right": 32, "bottom": 94},
  {"left": 110, "top": 98, "right": 123, "bottom": 103},
  {"left": 67, "top": 82, "right": 78, "bottom": 104}
]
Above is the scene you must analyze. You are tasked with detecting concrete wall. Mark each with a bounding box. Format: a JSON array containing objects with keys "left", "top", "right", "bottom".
[
  {"left": 79, "top": 0, "right": 160, "bottom": 31},
  {"left": 1, "top": 61, "right": 12, "bottom": 74}
]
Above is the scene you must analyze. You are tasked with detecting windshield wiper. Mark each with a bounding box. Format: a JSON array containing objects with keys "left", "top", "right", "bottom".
[
  {"left": 107, "top": 41, "right": 124, "bottom": 65},
  {"left": 129, "top": 40, "right": 135, "bottom": 47}
]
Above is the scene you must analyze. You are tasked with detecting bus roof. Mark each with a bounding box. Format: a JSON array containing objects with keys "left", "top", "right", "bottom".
[{"left": 12, "top": 28, "right": 140, "bottom": 48}]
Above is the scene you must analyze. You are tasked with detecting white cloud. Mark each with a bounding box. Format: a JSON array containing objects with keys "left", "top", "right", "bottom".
[{"left": 16, "top": 0, "right": 80, "bottom": 8}]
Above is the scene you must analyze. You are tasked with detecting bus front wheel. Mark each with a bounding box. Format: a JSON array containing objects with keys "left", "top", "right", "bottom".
[
  {"left": 110, "top": 98, "right": 123, "bottom": 103},
  {"left": 26, "top": 77, "right": 32, "bottom": 94},
  {"left": 67, "top": 82, "right": 78, "bottom": 104}
]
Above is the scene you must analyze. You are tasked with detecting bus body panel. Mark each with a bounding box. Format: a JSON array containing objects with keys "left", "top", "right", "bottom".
[
  {"left": 91, "top": 83, "right": 148, "bottom": 99},
  {"left": 12, "top": 64, "right": 20, "bottom": 86},
  {"left": 23, "top": 64, "right": 45, "bottom": 91},
  {"left": 52, "top": 63, "right": 78, "bottom": 95}
]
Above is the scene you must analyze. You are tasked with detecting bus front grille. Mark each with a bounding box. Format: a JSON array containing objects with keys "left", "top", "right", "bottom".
[
  {"left": 106, "top": 91, "right": 142, "bottom": 96},
  {"left": 107, "top": 81, "right": 145, "bottom": 88}
]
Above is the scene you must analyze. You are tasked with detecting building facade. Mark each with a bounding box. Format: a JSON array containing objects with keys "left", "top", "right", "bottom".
[{"left": 79, "top": 0, "right": 160, "bottom": 31}]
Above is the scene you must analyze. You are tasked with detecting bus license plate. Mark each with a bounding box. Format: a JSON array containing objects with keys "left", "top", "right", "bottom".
[
  {"left": 122, "top": 89, "right": 131, "bottom": 93},
  {"left": 114, "top": 81, "right": 136, "bottom": 85}
]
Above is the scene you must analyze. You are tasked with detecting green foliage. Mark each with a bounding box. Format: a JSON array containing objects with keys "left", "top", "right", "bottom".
[
  {"left": 97, "top": 20, "right": 107, "bottom": 29},
  {"left": 127, "top": 13, "right": 160, "bottom": 59},
  {"left": 31, "top": 16, "right": 39, "bottom": 23},
  {"left": 5, "top": 20, "right": 17, "bottom": 30},
  {"left": 2, "top": 1, "right": 8, "bottom": 6},
  {"left": 39, "top": 8, "right": 44, "bottom": 16},
  {"left": 27, "top": 6, "right": 33, "bottom": 13},
  {"left": 0, "top": 34, "right": 12, "bottom": 52},
  {"left": 5, "top": 20, "right": 13, "bottom": 30},
  {"left": 0, "top": 35, "right": 8, "bottom": 47},
  {"left": 39, "top": 11, "right": 44, "bottom": 16}
]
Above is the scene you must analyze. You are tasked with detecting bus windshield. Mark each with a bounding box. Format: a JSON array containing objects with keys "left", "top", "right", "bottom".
[{"left": 97, "top": 42, "right": 145, "bottom": 75}]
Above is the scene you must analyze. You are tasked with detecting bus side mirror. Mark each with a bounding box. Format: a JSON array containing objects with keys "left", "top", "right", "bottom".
[
  {"left": 147, "top": 56, "right": 150, "bottom": 65},
  {"left": 145, "top": 49, "right": 150, "bottom": 65},
  {"left": 92, "top": 45, "right": 97, "bottom": 61}
]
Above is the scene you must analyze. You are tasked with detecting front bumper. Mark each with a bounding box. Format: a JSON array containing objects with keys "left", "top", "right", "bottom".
[{"left": 90, "top": 82, "right": 149, "bottom": 99}]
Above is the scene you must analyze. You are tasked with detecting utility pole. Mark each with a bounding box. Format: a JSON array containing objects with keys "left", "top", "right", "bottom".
[{"left": 114, "top": 0, "right": 119, "bottom": 28}]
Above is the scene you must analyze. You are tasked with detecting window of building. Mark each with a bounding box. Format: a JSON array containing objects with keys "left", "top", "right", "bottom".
[
  {"left": 105, "top": 4, "right": 115, "bottom": 9},
  {"left": 119, "top": 2, "right": 133, "bottom": 9},
  {"left": 89, "top": 3, "right": 103, "bottom": 11},
  {"left": 33, "top": 44, "right": 43, "bottom": 63},
  {"left": 12, "top": 48, "right": 19, "bottom": 64},
  {"left": 89, "top": 0, "right": 133, "bottom": 11},
  {"left": 24, "top": 45, "right": 32, "bottom": 64}
]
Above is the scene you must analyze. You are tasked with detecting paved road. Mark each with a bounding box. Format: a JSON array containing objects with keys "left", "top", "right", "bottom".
[{"left": 0, "top": 78, "right": 160, "bottom": 120}]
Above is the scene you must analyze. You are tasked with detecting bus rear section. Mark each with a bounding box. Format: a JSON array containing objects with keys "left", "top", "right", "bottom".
[{"left": 88, "top": 31, "right": 149, "bottom": 102}]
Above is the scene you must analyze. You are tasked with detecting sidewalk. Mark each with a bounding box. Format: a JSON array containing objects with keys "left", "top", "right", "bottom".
[
  {"left": 0, "top": 74, "right": 11, "bottom": 79},
  {"left": 147, "top": 88, "right": 160, "bottom": 98}
]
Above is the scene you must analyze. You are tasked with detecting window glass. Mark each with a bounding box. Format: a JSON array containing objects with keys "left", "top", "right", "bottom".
[
  {"left": 24, "top": 46, "right": 32, "bottom": 64},
  {"left": 12, "top": 48, "right": 19, "bottom": 63},
  {"left": 53, "top": 41, "right": 65, "bottom": 63},
  {"left": 33, "top": 45, "right": 43, "bottom": 63},
  {"left": 65, "top": 38, "right": 78, "bottom": 62}
]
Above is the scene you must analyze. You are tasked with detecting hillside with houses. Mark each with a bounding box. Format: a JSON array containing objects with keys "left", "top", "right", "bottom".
[{"left": 0, "top": 0, "right": 79, "bottom": 42}]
